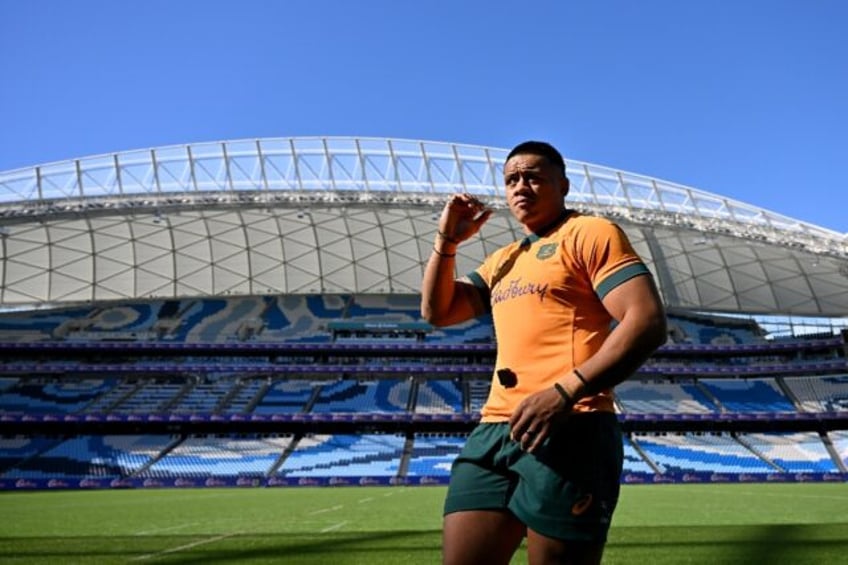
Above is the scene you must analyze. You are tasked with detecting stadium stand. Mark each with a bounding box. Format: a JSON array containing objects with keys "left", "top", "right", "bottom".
[
  {"left": 414, "top": 380, "right": 464, "bottom": 414},
  {"left": 141, "top": 435, "right": 292, "bottom": 478},
  {"left": 783, "top": 375, "right": 848, "bottom": 412},
  {"left": 1, "top": 435, "right": 176, "bottom": 479},
  {"left": 1, "top": 136, "right": 846, "bottom": 490},
  {"left": 829, "top": 430, "right": 848, "bottom": 469},
  {"left": 406, "top": 433, "right": 466, "bottom": 477},
  {"left": 737, "top": 432, "right": 839, "bottom": 473},
  {"left": 698, "top": 378, "right": 796, "bottom": 413},
  {"left": 630, "top": 432, "right": 778, "bottom": 475},
  {"left": 0, "top": 378, "right": 119, "bottom": 414},
  {"left": 310, "top": 379, "right": 411, "bottom": 413},
  {"left": 252, "top": 380, "right": 315, "bottom": 414},
  {"left": 277, "top": 434, "right": 405, "bottom": 477},
  {"left": 615, "top": 380, "right": 717, "bottom": 414},
  {"left": 0, "top": 295, "right": 845, "bottom": 488},
  {"left": 622, "top": 436, "right": 656, "bottom": 474}
]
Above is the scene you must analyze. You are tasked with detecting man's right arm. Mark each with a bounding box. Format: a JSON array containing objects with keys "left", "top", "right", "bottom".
[
  {"left": 420, "top": 237, "right": 485, "bottom": 327},
  {"left": 421, "top": 193, "right": 492, "bottom": 327}
]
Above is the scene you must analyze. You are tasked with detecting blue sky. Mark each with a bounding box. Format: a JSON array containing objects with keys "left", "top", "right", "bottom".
[{"left": 1, "top": 0, "right": 845, "bottom": 233}]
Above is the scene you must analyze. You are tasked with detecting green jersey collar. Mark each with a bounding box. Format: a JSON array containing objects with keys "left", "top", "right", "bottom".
[{"left": 519, "top": 209, "right": 573, "bottom": 248}]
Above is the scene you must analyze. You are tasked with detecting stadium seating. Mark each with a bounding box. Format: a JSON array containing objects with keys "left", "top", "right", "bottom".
[
  {"left": 0, "top": 436, "right": 61, "bottom": 473},
  {"left": 631, "top": 432, "right": 776, "bottom": 474},
  {"left": 467, "top": 379, "right": 490, "bottom": 414},
  {"left": 220, "top": 379, "right": 267, "bottom": 413},
  {"left": 252, "top": 380, "right": 315, "bottom": 414},
  {"left": 406, "top": 433, "right": 466, "bottom": 476},
  {"left": 1, "top": 435, "right": 175, "bottom": 479},
  {"left": 277, "top": 433, "right": 406, "bottom": 477},
  {"left": 0, "top": 296, "right": 845, "bottom": 485},
  {"left": 171, "top": 377, "right": 241, "bottom": 413},
  {"left": 622, "top": 436, "right": 655, "bottom": 473},
  {"left": 105, "top": 378, "right": 187, "bottom": 413},
  {"left": 698, "top": 378, "right": 796, "bottom": 413},
  {"left": 828, "top": 430, "right": 848, "bottom": 469},
  {"left": 782, "top": 375, "right": 848, "bottom": 413},
  {"left": 0, "top": 378, "right": 119, "bottom": 414},
  {"left": 414, "top": 380, "right": 463, "bottom": 414},
  {"left": 615, "top": 380, "right": 717, "bottom": 414},
  {"left": 310, "top": 379, "right": 411, "bottom": 413},
  {"left": 141, "top": 435, "right": 292, "bottom": 477},
  {"left": 737, "top": 432, "right": 839, "bottom": 473}
]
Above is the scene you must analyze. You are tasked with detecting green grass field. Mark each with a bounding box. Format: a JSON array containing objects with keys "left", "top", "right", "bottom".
[{"left": 1, "top": 483, "right": 847, "bottom": 564}]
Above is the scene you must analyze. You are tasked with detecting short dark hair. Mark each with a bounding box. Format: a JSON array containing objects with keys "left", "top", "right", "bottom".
[{"left": 505, "top": 141, "right": 566, "bottom": 177}]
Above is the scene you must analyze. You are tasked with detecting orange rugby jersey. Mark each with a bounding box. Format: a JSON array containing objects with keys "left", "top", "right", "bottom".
[{"left": 466, "top": 210, "right": 651, "bottom": 422}]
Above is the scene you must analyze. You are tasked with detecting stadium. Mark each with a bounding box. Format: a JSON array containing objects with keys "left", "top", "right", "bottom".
[{"left": 1, "top": 136, "right": 847, "bottom": 563}]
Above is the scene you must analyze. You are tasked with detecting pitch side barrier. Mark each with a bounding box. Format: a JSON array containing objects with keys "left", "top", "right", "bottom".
[
  {"left": 3, "top": 471, "right": 847, "bottom": 492},
  {"left": 1, "top": 334, "right": 845, "bottom": 379},
  {"left": 3, "top": 411, "right": 848, "bottom": 435},
  {"left": 0, "top": 475, "right": 449, "bottom": 491},
  {"left": 1, "top": 358, "right": 846, "bottom": 378},
  {"left": 0, "top": 336, "right": 843, "bottom": 356}
]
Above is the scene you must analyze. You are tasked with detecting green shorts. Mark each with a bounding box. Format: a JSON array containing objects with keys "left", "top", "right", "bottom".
[{"left": 443, "top": 413, "right": 623, "bottom": 542}]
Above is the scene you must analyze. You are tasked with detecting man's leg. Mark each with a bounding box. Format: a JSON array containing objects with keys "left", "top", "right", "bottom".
[
  {"left": 443, "top": 509, "right": 526, "bottom": 565},
  {"left": 526, "top": 529, "right": 605, "bottom": 565},
  {"left": 509, "top": 414, "right": 622, "bottom": 565}
]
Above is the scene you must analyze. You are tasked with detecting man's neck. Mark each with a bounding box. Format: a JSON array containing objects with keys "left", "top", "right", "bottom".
[{"left": 522, "top": 208, "right": 569, "bottom": 236}]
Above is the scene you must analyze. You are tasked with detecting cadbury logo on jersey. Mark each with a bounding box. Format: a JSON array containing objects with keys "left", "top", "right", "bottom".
[
  {"left": 491, "top": 277, "right": 549, "bottom": 305},
  {"left": 536, "top": 243, "right": 557, "bottom": 260}
]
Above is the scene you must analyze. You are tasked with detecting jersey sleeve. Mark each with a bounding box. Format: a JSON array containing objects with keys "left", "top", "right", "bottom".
[
  {"left": 465, "top": 252, "right": 498, "bottom": 311},
  {"left": 574, "top": 218, "right": 651, "bottom": 300}
]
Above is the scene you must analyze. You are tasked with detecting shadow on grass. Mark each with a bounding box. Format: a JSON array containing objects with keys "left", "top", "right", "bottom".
[
  {"left": 3, "top": 524, "right": 848, "bottom": 564},
  {"left": 0, "top": 530, "right": 443, "bottom": 564},
  {"left": 606, "top": 523, "right": 848, "bottom": 565}
]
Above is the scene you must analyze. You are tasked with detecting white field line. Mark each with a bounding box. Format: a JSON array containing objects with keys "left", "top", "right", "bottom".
[
  {"left": 133, "top": 522, "right": 199, "bottom": 536},
  {"left": 131, "top": 533, "right": 234, "bottom": 561},
  {"left": 320, "top": 521, "right": 349, "bottom": 533},
  {"left": 308, "top": 504, "right": 343, "bottom": 515},
  {"left": 705, "top": 488, "right": 848, "bottom": 501},
  {"left": 357, "top": 497, "right": 374, "bottom": 503}
]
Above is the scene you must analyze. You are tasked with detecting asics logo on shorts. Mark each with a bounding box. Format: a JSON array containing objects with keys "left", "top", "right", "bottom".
[{"left": 571, "top": 493, "right": 594, "bottom": 516}]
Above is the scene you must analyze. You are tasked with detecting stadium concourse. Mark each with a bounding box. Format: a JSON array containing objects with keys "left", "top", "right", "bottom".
[{"left": 0, "top": 136, "right": 846, "bottom": 491}]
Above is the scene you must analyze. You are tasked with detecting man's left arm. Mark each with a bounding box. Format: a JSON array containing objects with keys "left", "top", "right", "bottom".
[
  {"left": 568, "top": 272, "right": 667, "bottom": 394},
  {"left": 509, "top": 272, "right": 666, "bottom": 452}
]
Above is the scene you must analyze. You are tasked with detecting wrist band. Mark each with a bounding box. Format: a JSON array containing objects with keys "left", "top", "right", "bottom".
[
  {"left": 553, "top": 382, "right": 573, "bottom": 406},
  {"left": 573, "top": 368, "right": 590, "bottom": 392},
  {"left": 438, "top": 230, "right": 460, "bottom": 244},
  {"left": 432, "top": 247, "right": 456, "bottom": 258}
]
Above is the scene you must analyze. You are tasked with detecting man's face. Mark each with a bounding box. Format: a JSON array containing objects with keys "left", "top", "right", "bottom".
[{"left": 503, "top": 153, "right": 568, "bottom": 232}]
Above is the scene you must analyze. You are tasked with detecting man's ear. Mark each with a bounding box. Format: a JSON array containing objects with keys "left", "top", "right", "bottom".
[{"left": 561, "top": 176, "right": 570, "bottom": 198}]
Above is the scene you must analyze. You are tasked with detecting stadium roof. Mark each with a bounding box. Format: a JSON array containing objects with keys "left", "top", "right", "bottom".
[{"left": 0, "top": 136, "right": 847, "bottom": 317}]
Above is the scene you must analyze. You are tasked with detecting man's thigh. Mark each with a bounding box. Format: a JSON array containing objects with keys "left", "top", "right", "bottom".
[{"left": 443, "top": 510, "right": 525, "bottom": 565}]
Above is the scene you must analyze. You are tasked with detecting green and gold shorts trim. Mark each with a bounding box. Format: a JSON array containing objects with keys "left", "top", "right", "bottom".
[{"left": 444, "top": 413, "right": 623, "bottom": 542}]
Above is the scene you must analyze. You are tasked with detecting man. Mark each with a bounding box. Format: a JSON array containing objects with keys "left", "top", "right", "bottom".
[{"left": 421, "top": 141, "right": 667, "bottom": 565}]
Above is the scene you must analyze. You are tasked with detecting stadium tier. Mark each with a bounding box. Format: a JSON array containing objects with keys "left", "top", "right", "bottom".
[{"left": 0, "top": 296, "right": 845, "bottom": 488}]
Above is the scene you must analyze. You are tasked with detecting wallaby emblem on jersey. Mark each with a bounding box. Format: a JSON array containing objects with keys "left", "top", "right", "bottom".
[{"left": 536, "top": 243, "right": 557, "bottom": 260}]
